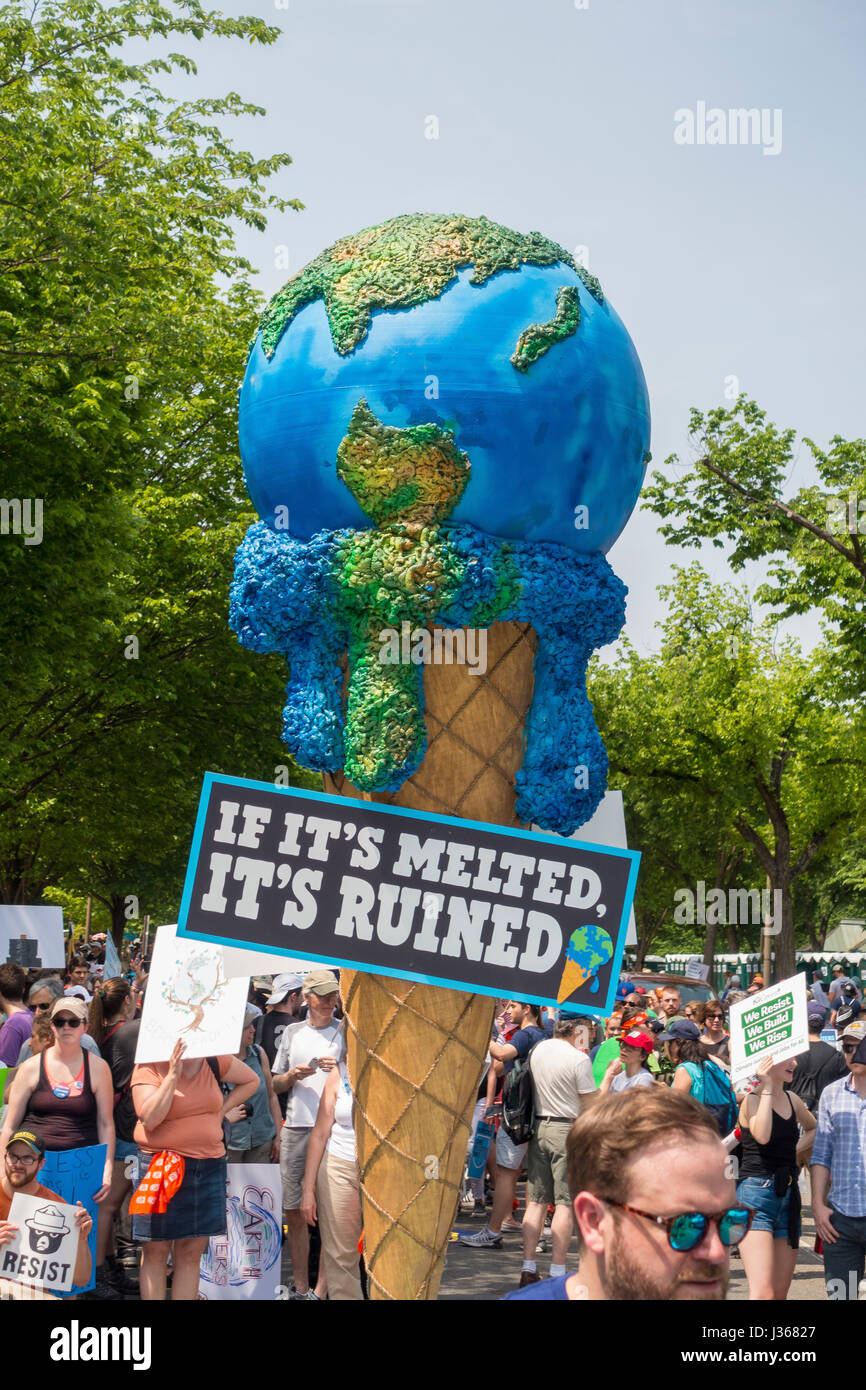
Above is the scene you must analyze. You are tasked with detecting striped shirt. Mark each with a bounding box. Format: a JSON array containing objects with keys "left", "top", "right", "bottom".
[{"left": 811, "top": 1072, "right": 866, "bottom": 1217}]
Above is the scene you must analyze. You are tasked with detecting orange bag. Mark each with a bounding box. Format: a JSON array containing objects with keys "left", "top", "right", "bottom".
[{"left": 129, "top": 1150, "right": 186, "bottom": 1215}]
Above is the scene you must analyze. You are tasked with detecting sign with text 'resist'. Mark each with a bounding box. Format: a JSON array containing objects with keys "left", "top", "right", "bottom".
[
  {"left": 4, "top": 1192, "right": 81, "bottom": 1294},
  {"left": 177, "top": 775, "right": 640, "bottom": 1017},
  {"left": 729, "top": 973, "right": 809, "bottom": 1088}
]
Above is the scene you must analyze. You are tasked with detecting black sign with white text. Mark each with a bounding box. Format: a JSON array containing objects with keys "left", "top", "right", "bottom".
[{"left": 177, "top": 774, "right": 640, "bottom": 1016}]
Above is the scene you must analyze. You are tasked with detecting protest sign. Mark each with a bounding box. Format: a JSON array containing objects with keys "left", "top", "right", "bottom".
[
  {"left": 729, "top": 974, "right": 809, "bottom": 1088},
  {"left": 178, "top": 775, "right": 640, "bottom": 1018},
  {"left": 199, "top": 1165, "right": 282, "bottom": 1300},
  {"left": 220, "top": 946, "right": 327, "bottom": 979},
  {"left": 3, "top": 1192, "right": 81, "bottom": 1294},
  {"left": 28, "top": 1143, "right": 106, "bottom": 1296},
  {"left": 685, "top": 958, "right": 711, "bottom": 983},
  {"left": 135, "top": 923, "right": 248, "bottom": 1063},
  {"left": 0, "top": 905, "right": 64, "bottom": 968},
  {"left": 103, "top": 934, "right": 121, "bottom": 979}
]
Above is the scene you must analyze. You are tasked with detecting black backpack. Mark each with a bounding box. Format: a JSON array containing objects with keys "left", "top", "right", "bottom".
[{"left": 501, "top": 1038, "right": 544, "bottom": 1145}]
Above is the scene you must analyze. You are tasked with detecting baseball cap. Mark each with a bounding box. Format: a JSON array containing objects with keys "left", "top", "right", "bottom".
[
  {"left": 266, "top": 973, "right": 304, "bottom": 1005},
  {"left": 807, "top": 1006, "right": 828, "bottom": 1028},
  {"left": 8, "top": 1128, "right": 45, "bottom": 1157},
  {"left": 64, "top": 985, "right": 90, "bottom": 1002},
  {"left": 303, "top": 968, "right": 340, "bottom": 996},
  {"left": 51, "top": 996, "right": 88, "bottom": 1022},
  {"left": 620, "top": 1029, "right": 654, "bottom": 1052},
  {"left": 659, "top": 1018, "right": 701, "bottom": 1043},
  {"left": 615, "top": 983, "right": 631, "bottom": 1001},
  {"left": 752, "top": 975, "right": 764, "bottom": 985},
  {"left": 839, "top": 1018, "right": 866, "bottom": 1044}
]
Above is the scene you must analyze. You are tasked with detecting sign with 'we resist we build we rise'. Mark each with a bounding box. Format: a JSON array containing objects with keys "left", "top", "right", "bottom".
[{"left": 177, "top": 774, "right": 640, "bottom": 1017}]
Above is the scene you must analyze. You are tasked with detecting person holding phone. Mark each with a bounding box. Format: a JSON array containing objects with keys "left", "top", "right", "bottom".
[{"left": 272, "top": 969, "right": 344, "bottom": 1300}]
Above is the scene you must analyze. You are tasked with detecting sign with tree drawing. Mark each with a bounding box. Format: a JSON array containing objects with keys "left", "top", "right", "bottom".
[{"left": 135, "top": 923, "right": 248, "bottom": 1063}]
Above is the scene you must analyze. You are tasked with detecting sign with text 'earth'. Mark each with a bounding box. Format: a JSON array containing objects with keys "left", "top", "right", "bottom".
[
  {"left": 177, "top": 775, "right": 640, "bottom": 1017},
  {"left": 729, "top": 974, "right": 809, "bottom": 1088}
]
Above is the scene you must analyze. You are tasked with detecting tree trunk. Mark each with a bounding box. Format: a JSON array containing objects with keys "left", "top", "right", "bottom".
[
  {"left": 770, "top": 875, "right": 795, "bottom": 980},
  {"left": 110, "top": 896, "right": 127, "bottom": 949}
]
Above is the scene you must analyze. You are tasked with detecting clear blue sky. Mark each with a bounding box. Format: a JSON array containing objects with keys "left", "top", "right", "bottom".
[{"left": 165, "top": 0, "right": 866, "bottom": 652}]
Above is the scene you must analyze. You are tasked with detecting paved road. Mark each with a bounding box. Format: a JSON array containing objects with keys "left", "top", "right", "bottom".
[{"left": 438, "top": 1184, "right": 828, "bottom": 1301}]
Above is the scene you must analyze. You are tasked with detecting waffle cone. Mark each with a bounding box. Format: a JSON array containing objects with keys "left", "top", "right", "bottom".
[
  {"left": 323, "top": 620, "right": 537, "bottom": 1299},
  {"left": 556, "top": 957, "right": 591, "bottom": 1004}
]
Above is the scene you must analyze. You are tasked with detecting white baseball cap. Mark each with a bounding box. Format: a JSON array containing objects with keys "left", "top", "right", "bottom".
[{"left": 266, "top": 973, "right": 304, "bottom": 1005}]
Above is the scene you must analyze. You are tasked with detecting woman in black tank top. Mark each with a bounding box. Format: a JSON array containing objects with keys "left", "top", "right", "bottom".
[
  {"left": 0, "top": 998, "right": 115, "bottom": 1202},
  {"left": 735, "top": 1053, "right": 816, "bottom": 1301}
]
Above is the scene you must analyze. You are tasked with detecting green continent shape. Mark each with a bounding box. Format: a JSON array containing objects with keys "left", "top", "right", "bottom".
[
  {"left": 258, "top": 212, "right": 600, "bottom": 365},
  {"left": 511, "top": 286, "right": 581, "bottom": 373},
  {"left": 567, "top": 923, "right": 613, "bottom": 975},
  {"left": 336, "top": 398, "right": 470, "bottom": 525}
]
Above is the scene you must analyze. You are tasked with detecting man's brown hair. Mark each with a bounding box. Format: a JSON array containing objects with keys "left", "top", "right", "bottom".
[{"left": 566, "top": 1087, "right": 720, "bottom": 1208}]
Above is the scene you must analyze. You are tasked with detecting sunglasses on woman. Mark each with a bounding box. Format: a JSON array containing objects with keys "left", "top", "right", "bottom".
[
  {"left": 603, "top": 1199, "right": 753, "bottom": 1251},
  {"left": 53, "top": 1016, "right": 84, "bottom": 1029}
]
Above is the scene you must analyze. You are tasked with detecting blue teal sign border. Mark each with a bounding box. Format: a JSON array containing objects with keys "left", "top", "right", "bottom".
[{"left": 177, "top": 772, "right": 640, "bottom": 1017}]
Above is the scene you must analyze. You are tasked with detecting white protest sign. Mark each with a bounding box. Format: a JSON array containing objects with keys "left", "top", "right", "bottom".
[
  {"left": 199, "top": 1165, "right": 282, "bottom": 1300},
  {"left": 685, "top": 958, "right": 710, "bottom": 983},
  {"left": 0, "top": 905, "right": 65, "bottom": 968},
  {"left": 135, "top": 923, "right": 248, "bottom": 1063},
  {"left": 3, "top": 1193, "right": 81, "bottom": 1293},
  {"left": 220, "top": 947, "right": 328, "bottom": 980},
  {"left": 729, "top": 973, "right": 809, "bottom": 1088}
]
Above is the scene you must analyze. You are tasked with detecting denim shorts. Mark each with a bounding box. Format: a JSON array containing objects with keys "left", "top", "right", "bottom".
[
  {"left": 737, "top": 1175, "right": 801, "bottom": 1242},
  {"left": 132, "top": 1153, "right": 227, "bottom": 1243},
  {"left": 115, "top": 1138, "right": 139, "bottom": 1162}
]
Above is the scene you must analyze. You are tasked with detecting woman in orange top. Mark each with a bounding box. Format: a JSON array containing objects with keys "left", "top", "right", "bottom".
[{"left": 131, "top": 1038, "right": 257, "bottom": 1301}]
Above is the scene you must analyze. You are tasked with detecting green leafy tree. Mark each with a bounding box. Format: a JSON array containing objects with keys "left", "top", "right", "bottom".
[
  {"left": 593, "top": 567, "right": 866, "bottom": 980},
  {"left": 0, "top": 0, "right": 310, "bottom": 911},
  {"left": 641, "top": 397, "right": 866, "bottom": 691}
]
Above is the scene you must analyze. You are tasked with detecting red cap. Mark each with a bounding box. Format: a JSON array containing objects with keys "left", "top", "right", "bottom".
[{"left": 621, "top": 1029, "right": 654, "bottom": 1052}]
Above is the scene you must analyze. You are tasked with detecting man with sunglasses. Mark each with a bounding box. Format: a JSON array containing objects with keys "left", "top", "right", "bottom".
[
  {"left": 0, "top": 1127, "right": 92, "bottom": 1297},
  {"left": 810, "top": 1018, "right": 866, "bottom": 1299},
  {"left": 504, "top": 1087, "right": 748, "bottom": 1299}
]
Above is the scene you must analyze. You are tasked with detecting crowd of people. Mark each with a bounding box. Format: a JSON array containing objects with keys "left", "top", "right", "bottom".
[{"left": 0, "top": 947, "right": 864, "bottom": 1302}]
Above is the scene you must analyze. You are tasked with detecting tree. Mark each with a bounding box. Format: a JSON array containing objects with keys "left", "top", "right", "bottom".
[
  {"left": 592, "top": 567, "right": 866, "bottom": 980},
  {"left": 641, "top": 397, "right": 866, "bottom": 692},
  {"left": 0, "top": 0, "right": 312, "bottom": 913}
]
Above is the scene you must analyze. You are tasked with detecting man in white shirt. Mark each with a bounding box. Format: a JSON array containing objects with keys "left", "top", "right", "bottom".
[
  {"left": 272, "top": 969, "right": 344, "bottom": 1300},
  {"left": 519, "top": 1017, "right": 597, "bottom": 1288}
]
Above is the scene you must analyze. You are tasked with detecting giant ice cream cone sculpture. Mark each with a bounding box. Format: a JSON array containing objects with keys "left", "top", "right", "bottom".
[
  {"left": 323, "top": 619, "right": 535, "bottom": 1299},
  {"left": 229, "top": 213, "right": 650, "bottom": 1298}
]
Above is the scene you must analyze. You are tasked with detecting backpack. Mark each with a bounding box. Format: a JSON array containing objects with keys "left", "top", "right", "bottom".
[
  {"left": 682, "top": 1059, "right": 738, "bottom": 1136},
  {"left": 206, "top": 1056, "right": 232, "bottom": 1152},
  {"left": 501, "top": 1034, "right": 545, "bottom": 1145}
]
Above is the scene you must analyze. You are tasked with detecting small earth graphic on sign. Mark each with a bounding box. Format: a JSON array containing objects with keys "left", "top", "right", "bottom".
[{"left": 556, "top": 923, "right": 614, "bottom": 1003}]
